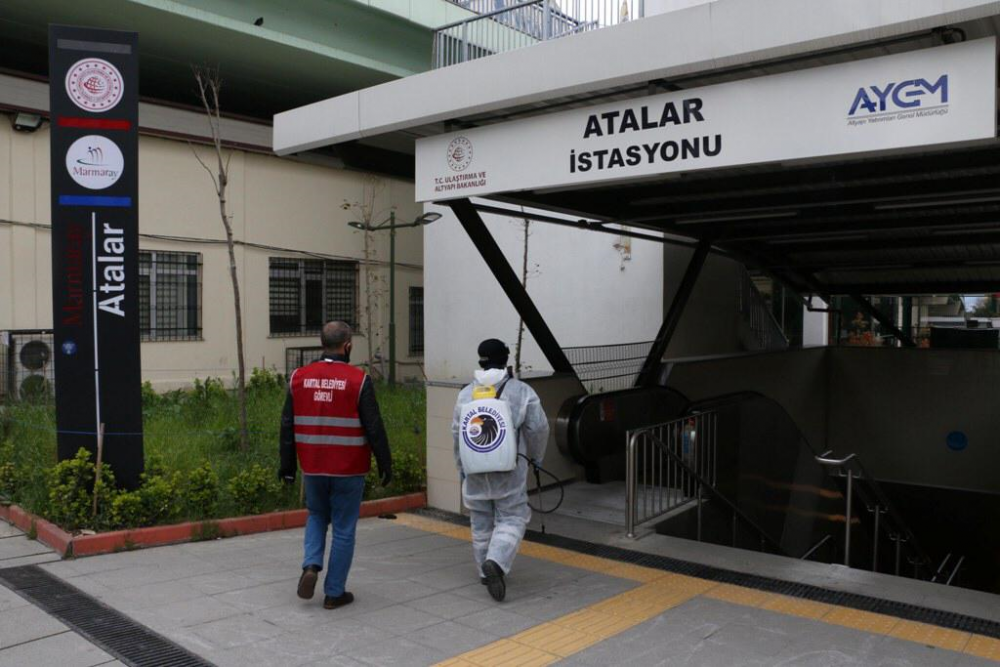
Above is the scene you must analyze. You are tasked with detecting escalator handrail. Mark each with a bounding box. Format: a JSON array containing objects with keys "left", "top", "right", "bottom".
[
  {"left": 678, "top": 390, "right": 932, "bottom": 570},
  {"left": 815, "top": 449, "right": 932, "bottom": 568},
  {"left": 642, "top": 430, "right": 791, "bottom": 557}
]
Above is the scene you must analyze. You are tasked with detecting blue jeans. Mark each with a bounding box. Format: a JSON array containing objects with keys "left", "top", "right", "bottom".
[{"left": 302, "top": 474, "right": 366, "bottom": 597}]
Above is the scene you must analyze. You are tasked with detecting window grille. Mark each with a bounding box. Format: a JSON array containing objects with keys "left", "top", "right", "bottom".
[
  {"left": 269, "top": 258, "right": 358, "bottom": 335},
  {"left": 138, "top": 251, "right": 202, "bottom": 341},
  {"left": 409, "top": 286, "right": 424, "bottom": 356}
]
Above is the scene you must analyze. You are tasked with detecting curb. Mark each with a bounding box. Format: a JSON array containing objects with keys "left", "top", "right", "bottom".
[{"left": 0, "top": 491, "right": 426, "bottom": 558}]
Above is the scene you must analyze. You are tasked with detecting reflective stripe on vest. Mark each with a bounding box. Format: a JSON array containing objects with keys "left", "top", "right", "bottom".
[{"left": 290, "top": 360, "right": 371, "bottom": 476}]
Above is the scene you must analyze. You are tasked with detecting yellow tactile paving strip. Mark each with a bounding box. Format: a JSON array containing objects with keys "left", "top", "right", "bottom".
[{"left": 392, "top": 514, "right": 998, "bottom": 665}]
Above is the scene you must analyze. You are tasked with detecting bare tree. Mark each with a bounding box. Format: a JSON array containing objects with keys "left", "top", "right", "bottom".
[
  {"left": 342, "top": 176, "right": 390, "bottom": 378},
  {"left": 514, "top": 210, "right": 532, "bottom": 375},
  {"left": 191, "top": 66, "right": 248, "bottom": 450}
]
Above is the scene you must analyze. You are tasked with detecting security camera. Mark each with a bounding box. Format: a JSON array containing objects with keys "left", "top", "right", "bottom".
[{"left": 12, "top": 112, "right": 43, "bottom": 133}]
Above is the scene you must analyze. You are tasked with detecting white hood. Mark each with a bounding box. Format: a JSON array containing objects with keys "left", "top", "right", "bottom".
[{"left": 474, "top": 368, "right": 508, "bottom": 387}]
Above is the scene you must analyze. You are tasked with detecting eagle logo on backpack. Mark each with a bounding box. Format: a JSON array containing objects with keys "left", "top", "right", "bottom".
[{"left": 459, "top": 382, "right": 517, "bottom": 473}]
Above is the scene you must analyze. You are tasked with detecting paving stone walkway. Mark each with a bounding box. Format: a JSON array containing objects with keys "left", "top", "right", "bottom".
[{"left": 1, "top": 513, "right": 999, "bottom": 666}]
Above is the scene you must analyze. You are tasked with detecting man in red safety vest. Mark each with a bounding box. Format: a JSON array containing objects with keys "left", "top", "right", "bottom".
[{"left": 279, "top": 321, "right": 392, "bottom": 610}]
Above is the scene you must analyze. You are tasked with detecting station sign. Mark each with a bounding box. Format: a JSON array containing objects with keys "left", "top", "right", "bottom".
[
  {"left": 49, "top": 25, "right": 143, "bottom": 488},
  {"left": 416, "top": 37, "right": 997, "bottom": 202}
]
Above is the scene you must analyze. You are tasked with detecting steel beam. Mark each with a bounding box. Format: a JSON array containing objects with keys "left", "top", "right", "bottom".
[
  {"left": 447, "top": 198, "right": 575, "bottom": 375},
  {"left": 635, "top": 240, "right": 711, "bottom": 387},
  {"left": 849, "top": 294, "right": 916, "bottom": 348}
]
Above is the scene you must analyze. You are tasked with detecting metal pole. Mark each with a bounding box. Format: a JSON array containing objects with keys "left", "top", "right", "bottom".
[
  {"left": 696, "top": 482, "right": 703, "bottom": 542},
  {"left": 389, "top": 211, "right": 396, "bottom": 387},
  {"left": 542, "top": 0, "right": 551, "bottom": 40},
  {"left": 844, "top": 469, "right": 853, "bottom": 567},
  {"left": 894, "top": 536, "right": 902, "bottom": 576},
  {"left": 872, "top": 505, "right": 881, "bottom": 572},
  {"left": 626, "top": 433, "right": 636, "bottom": 538}
]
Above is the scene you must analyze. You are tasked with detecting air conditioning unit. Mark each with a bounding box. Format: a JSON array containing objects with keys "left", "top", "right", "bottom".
[{"left": 2, "top": 330, "right": 55, "bottom": 402}]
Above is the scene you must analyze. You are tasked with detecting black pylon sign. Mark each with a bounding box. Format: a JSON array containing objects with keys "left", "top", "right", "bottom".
[{"left": 49, "top": 25, "right": 143, "bottom": 489}]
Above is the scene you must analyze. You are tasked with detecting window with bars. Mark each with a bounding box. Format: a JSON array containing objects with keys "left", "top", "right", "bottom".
[
  {"left": 138, "top": 251, "right": 202, "bottom": 341},
  {"left": 409, "top": 286, "right": 424, "bottom": 356},
  {"left": 269, "top": 258, "right": 358, "bottom": 335}
]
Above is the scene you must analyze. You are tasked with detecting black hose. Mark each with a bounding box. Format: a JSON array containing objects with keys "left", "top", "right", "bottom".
[{"left": 518, "top": 453, "right": 565, "bottom": 514}]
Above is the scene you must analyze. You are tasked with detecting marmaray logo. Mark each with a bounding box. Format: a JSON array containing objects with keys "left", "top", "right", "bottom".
[{"left": 848, "top": 75, "right": 948, "bottom": 116}]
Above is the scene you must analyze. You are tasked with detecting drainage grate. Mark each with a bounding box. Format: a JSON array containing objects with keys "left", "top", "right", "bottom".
[
  {"left": 412, "top": 508, "right": 1000, "bottom": 639},
  {"left": 0, "top": 565, "right": 215, "bottom": 667}
]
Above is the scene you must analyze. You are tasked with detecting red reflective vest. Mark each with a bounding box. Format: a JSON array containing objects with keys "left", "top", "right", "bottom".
[{"left": 290, "top": 359, "right": 371, "bottom": 476}]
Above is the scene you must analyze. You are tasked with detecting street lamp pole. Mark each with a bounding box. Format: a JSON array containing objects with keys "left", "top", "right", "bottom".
[
  {"left": 348, "top": 211, "right": 440, "bottom": 386},
  {"left": 388, "top": 210, "right": 396, "bottom": 386}
]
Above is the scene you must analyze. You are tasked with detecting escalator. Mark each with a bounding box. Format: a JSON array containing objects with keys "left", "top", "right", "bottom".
[{"left": 558, "top": 388, "right": 974, "bottom": 590}]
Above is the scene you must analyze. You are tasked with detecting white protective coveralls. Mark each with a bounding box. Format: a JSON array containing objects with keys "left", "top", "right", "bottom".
[{"left": 452, "top": 368, "right": 549, "bottom": 575}]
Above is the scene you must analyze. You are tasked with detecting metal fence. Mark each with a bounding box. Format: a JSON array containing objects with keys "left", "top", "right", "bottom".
[
  {"left": 563, "top": 341, "right": 652, "bottom": 393},
  {"left": 626, "top": 410, "right": 718, "bottom": 537},
  {"left": 737, "top": 267, "right": 789, "bottom": 351},
  {"left": 284, "top": 346, "right": 324, "bottom": 378},
  {"left": 1, "top": 330, "right": 55, "bottom": 404},
  {"left": 435, "top": 0, "right": 644, "bottom": 69}
]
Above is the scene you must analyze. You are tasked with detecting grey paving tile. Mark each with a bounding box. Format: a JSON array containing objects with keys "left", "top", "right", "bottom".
[
  {"left": 89, "top": 578, "right": 207, "bottom": 612},
  {"left": 0, "top": 632, "right": 112, "bottom": 667},
  {"left": 213, "top": 580, "right": 302, "bottom": 613},
  {"left": 300, "top": 656, "right": 370, "bottom": 667},
  {"left": 0, "top": 537, "right": 53, "bottom": 560},
  {"left": 404, "top": 591, "right": 492, "bottom": 620},
  {"left": 176, "top": 569, "right": 262, "bottom": 595},
  {"left": 0, "top": 586, "right": 30, "bottom": 613},
  {"left": 179, "top": 612, "right": 285, "bottom": 650},
  {"left": 357, "top": 578, "right": 440, "bottom": 604},
  {"left": 405, "top": 564, "right": 480, "bottom": 591},
  {"left": 505, "top": 573, "right": 636, "bottom": 621},
  {"left": 353, "top": 603, "right": 447, "bottom": 634},
  {"left": 0, "top": 524, "right": 22, "bottom": 539},
  {"left": 453, "top": 606, "right": 541, "bottom": 637},
  {"left": 404, "top": 619, "right": 500, "bottom": 654},
  {"left": 341, "top": 634, "right": 451, "bottom": 667},
  {"left": 255, "top": 599, "right": 343, "bottom": 631},
  {"left": 235, "top": 619, "right": 390, "bottom": 665},
  {"left": 0, "top": 552, "right": 61, "bottom": 568},
  {"left": 128, "top": 594, "right": 243, "bottom": 629},
  {"left": 0, "top": 603, "right": 69, "bottom": 648}
]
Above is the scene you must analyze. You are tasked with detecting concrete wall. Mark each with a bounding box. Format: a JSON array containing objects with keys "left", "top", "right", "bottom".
[
  {"left": 662, "top": 246, "right": 744, "bottom": 359},
  {"left": 0, "top": 118, "right": 424, "bottom": 389},
  {"left": 827, "top": 347, "right": 1000, "bottom": 494},
  {"left": 422, "top": 200, "right": 664, "bottom": 510},
  {"left": 664, "top": 347, "right": 831, "bottom": 454}
]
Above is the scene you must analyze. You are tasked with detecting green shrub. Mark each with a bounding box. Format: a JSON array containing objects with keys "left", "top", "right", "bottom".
[
  {"left": 391, "top": 450, "right": 426, "bottom": 493},
  {"left": 107, "top": 470, "right": 181, "bottom": 529},
  {"left": 248, "top": 367, "right": 284, "bottom": 394},
  {"left": 227, "top": 463, "right": 279, "bottom": 515},
  {"left": 183, "top": 461, "right": 219, "bottom": 517},
  {"left": 108, "top": 491, "right": 146, "bottom": 528},
  {"left": 46, "top": 448, "right": 115, "bottom": 532}
]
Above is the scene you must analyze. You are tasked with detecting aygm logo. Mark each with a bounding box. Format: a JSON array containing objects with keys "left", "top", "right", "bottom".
[
  {"left": 447, "top": 136, "right": 473, "bottom": 172},
  {"left": 848, "top": 75, "right": 948, "bottom": 116},
  {"left": 463, "top": 409, "right": 508, "bottom": 453},
  {"left": 65, "top": 58, "right": 124, "bottom": 113},
  {"left": 65, "top": 135, "right": 124, "bottom": 190}
]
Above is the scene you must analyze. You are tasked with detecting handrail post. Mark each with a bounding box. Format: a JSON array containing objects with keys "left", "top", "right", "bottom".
[
  {"left": 696, "top": 482, "right": 703, "bottom": 542},
  {"left": 844, "top": 469, "right": 853, "bottom": 567},
  {"left": 542, "top": 0, "right": 551, "bottom": 40},
  {"left": 626, "top": 432, "right": 637, "bottom": 538},
  {"left": 870, "top": 504, "right": 883, "bottom": 572},
  {"left": 461, "top": 21, "right": 469, "bottom": 63},
  {"left": 893, "top": 535, "right": 902, "bottom": 576}
]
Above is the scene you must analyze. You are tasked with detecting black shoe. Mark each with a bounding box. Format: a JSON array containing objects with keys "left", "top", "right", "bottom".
[
  {"left": 324, "top": 592, "right": 354, "bottom": 609},
  {"left": 482, "top": 559, "right": 506, "bottom": 602},
  {"left": 297, "top": 565, "right": 320, "bottom": 600}
]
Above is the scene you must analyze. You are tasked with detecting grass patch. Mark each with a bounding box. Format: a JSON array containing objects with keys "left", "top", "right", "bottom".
[{"left": 0, "top": 369, "right": 426, "bottom": 532}]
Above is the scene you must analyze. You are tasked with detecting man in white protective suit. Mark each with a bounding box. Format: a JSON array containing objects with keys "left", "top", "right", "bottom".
[{"left": 452, "top": 339, "right": 549, "bottom": 602}]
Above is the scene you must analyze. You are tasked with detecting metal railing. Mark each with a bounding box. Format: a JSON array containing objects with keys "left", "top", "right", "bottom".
[
  {"left": 737, "top": 268, "right": 789, "bottom": 351},
  {"left": 625, "top": 411, "right": 717, "bottom": 537},
  {"left": 435, "top": 0, "right": 644, "bottom": 69},
  {"left": 815, "top": 451, "right": 933, "bottom": 577},
  {"left": 563, "top": 340, "right": 652, "bottom": 393}
]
